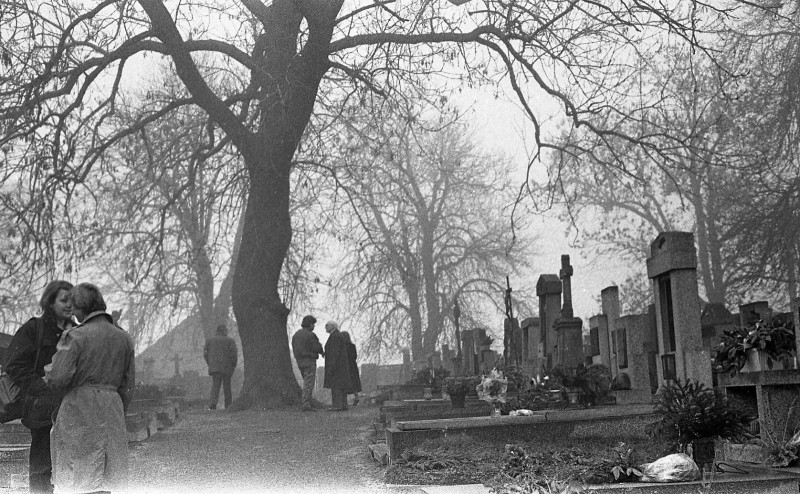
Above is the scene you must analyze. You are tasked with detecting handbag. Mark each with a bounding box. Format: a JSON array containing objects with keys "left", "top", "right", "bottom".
[{"left": 0, "top": 317, "right": 44, "bottom": 423}]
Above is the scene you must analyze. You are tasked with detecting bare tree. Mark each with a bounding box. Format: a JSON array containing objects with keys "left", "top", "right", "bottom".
[
  {"left": 0, "top": 0, "right": 721, "bottom": 407},
  {"left": 328, "top": 103, "right": 533, "bottom": 362},
  {"left": 542, "top": 44, "right": 768, "bottom": 308}
]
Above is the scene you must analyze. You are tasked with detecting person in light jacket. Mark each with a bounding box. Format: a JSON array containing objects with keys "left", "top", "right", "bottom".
[
  {"left": 204, "top": 323, "right": 238, "bottom": 410},
  {"left": 47, "top": 283, "right": 135, "bottom": 494}
]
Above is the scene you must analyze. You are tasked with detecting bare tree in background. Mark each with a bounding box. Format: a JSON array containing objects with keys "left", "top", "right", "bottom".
[{"left": 329, "top": 103, "right": 534, "bottom": 362}]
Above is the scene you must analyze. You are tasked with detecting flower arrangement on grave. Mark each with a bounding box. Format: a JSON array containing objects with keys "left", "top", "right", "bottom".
[
  {"left": 713, "top": 317, "right": 796, "bottom": 377},
  {"left": 493, "top": 363, "right": 527, "bottom": 393},
  {"left": 476, "top": 368, "right": 508, "bottom": 404}
]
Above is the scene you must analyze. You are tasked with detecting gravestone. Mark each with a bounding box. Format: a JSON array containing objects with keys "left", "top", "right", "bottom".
[
  {"left": 739, "top": 301, "right": 771, "bottom": 326},
  {"left": 646, "top": 231, "right": 712, "bottom": 388},
  {"left": 600, "top": 286, "right": 621, "bottom": 379},
  {"left": 461, "top": 329, "right": 478, "bottom": 375},
  {"left": 520, "top": 317, "right": 541, "bottom": 377},
  {"left": 700, "top": 302, "right": 735, "bottom": 350},
  {"left": 361, "top": 363, "right": 378, "bottom": 393},
  {"left": 554, "top": 255, "right": 584, "bottom": 369},
  {"left": 401, "top": 348, "right": 412, "bottom": 383},
  {"left": 536, "top": 274, "right": 562, "bottom": 370},
  {"left": 169, "top": 353, "right": 183, "bottom": 378},
  {"left": 588, "top": 314, "right": 610, "bottom": 368},
  {"left": 612, "top": 313, "right": 655, "bottom": 403}
]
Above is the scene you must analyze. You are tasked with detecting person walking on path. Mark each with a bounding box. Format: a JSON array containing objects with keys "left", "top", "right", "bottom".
[
  {"left": 204, "top": 323, "right": 238, "bottom": 410},
  {"left": 47, "top": 282, "right": 135, "bottom": 494},
  {"left": 291, "top": 315, "right": 325, "bottom": 411},
  {"left": 340, "top": 331, "right": 362, "bottom": 407},
  {"left": 5, "top": 280, "right": 74, "bottom": 494},
  {"left": 323, "top": 321, "right": 352, "bottom": 411}
]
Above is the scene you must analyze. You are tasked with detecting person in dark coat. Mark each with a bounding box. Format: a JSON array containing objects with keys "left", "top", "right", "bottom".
[
  {"left": 291, "top": 315, "right": 324, "bottom": 411},
  {"left": 204, "top": 323, "right": 238, "bottom": 410},
  {"left": 340, "top": 331, "right": 362, "bottom": 406},
  {"left": 323, "top": 321, "right": 352, "bottom": 411},
  {"left": 5, "top": 280, "right": 74, "bottom": 494}
]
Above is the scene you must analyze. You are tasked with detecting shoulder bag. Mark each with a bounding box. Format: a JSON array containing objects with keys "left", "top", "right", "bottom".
[{"left": 0, "top": 317, "right": 44, "bottom": 423}]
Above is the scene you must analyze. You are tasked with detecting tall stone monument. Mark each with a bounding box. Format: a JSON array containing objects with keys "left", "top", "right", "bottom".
[
  {"left": 600, "top": 286, "right": 621, "bottom": 379},
  {"left": 536, "top": 273, "right": 562, "bottom": 370},
  {"left": 646, "top": 232, "right": 711, "bottom": 388},
  {"left": 554, "top": 255, "right": 584, "bottom": 370}
]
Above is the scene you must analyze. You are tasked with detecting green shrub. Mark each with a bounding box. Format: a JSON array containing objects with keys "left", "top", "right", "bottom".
[{"left": 652, "top": 379, "right": 754, "bottom": 448}]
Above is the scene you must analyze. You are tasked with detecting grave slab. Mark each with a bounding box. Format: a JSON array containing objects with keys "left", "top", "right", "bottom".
[{"left": 386, "top": 404, "right": 656, "bottom": 461}]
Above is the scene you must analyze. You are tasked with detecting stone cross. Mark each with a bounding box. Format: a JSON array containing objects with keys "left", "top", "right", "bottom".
[
  {"left": 170, "top": 353, "right": 183, "bottom": 377},
  {"left": 559, "top": 254, "right": 574, "bottom": 319}
]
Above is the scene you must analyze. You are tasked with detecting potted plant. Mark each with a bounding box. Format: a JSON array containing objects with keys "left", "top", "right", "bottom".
[
  {"left": 652, "top": 379, "right": 754, "bottom": 468},
  {"left": 443, "top": 376, "right": 478, "bottom": 408},
  {"left": 714, "top": 318, "right": 796, "bottom": 376}
]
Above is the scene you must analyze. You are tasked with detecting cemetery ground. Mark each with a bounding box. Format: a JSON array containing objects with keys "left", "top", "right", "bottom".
[{"left": 125, "top": 403, "right": 401, "bottom": 493}]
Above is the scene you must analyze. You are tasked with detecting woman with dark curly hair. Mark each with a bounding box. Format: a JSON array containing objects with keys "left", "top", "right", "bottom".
[{"left": 5, "top": 280, "right": 74, "bottom": 494}]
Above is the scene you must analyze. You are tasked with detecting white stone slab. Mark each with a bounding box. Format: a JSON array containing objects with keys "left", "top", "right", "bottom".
[{"left": 420, "top": 485, "right": 488, "bottom": 494}]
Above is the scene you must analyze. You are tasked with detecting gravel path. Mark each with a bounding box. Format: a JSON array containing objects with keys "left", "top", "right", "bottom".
[{"left": 126, "top": 404, "right": 414, "bottom": 494}]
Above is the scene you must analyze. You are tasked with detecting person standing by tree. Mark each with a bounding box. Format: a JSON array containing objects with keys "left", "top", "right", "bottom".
[
  {"left": 340, "top": 331, "right": 362, "bottom": 407},
  {"left": 204, "top": 323, "right": 238, "bottom": 410},
  {"left": 291, "top": 315, "right": 325, "bottom": 411},
  {"left": 324, "top": 321, "right": 353, "bottom": 411},
  {"left": 47, "top": 283, "right": 135, "bottom": 494},
  {"left": 5, "top": 280, "right": 74, "bottom": 494}
]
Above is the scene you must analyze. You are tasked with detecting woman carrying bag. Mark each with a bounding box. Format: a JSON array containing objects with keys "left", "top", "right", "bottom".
[{"left": 4, "top": 280, "right": 74, "bottom": 494}]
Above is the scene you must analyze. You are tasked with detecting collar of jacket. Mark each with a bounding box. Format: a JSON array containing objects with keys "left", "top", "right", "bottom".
[{"left": 77, "top": 311, "right": 114, "bottom": 326}]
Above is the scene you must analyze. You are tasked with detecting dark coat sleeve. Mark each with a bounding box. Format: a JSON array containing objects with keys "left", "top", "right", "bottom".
[
  {"left": 4, "top": 318, "right": 47, "bottom": 396},
  {"left": 346, "top": 342, "right": 362, "bottom": 393}
]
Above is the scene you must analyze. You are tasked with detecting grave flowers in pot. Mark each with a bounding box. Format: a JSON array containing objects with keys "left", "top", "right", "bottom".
[
  {"left": 652, "top": 379, "right": 754, "bottom": 470},
  {"left": 713, "top": 317, "right": 796, "bottom": 377},
  {"left": 476, "top": 368, "right": 507, "bottom": 416},
  {"left": 443, "top": 376, "right": 479, "bottom": 408}
]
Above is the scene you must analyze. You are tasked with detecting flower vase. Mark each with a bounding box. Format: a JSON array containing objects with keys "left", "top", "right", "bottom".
[{"left": 490, "top": 402, "right": 501, "bottom": 417}]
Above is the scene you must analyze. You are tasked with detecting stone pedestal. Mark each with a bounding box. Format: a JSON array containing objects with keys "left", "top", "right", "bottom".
[
  {"left": 646, "top": 231, "right": 712, "bottom": 388},
  {"left": 554, "top": 317, "right": 584, "bottom": 370}
]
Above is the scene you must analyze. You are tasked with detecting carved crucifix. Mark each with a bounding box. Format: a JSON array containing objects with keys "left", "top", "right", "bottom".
[{"left": 560, "top": 254, "right": 574, "bottom": 319}]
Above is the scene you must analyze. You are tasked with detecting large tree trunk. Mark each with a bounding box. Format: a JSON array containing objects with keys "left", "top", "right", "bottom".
[
  {"left": 229, "top": 2, "right": 341, "bottom": 408},
  {"left": 231, "top": 160, "right": 299, "bottom": 409}
]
